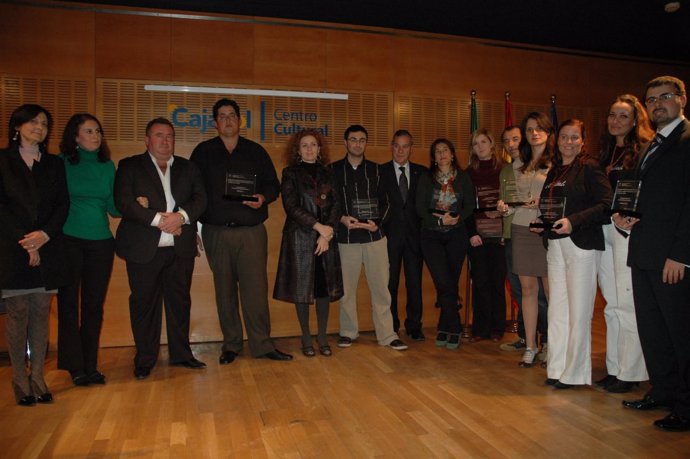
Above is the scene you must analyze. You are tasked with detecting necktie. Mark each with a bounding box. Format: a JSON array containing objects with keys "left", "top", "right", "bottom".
[
  {"left": 641, "top": 133, "right": 665, "bottom": 170},
  {"left": 399, "top": 166, "right": 409, "bottom": 203}
]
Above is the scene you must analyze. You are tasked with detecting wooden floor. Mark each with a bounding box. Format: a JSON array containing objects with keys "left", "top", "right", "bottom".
[{"left": 1, "top": 304, "right": 690, "bottom": 459}]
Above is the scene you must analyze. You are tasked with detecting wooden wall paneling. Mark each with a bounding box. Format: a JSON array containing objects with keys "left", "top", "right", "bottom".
[
  {"left": 325, "top": 29, "right": 396, "bottom": 91},
  {"left": 253, "top": 23, "right": 327, "bottom": 88},
  {"left": 0, "top": 4, "right": 95, "bottom": 78},
  {"left": 95, "top": 12, "right": 172, "bottom": 80},
  {"left": 171, "top": 17, "right": 255, "bottom": 83}
]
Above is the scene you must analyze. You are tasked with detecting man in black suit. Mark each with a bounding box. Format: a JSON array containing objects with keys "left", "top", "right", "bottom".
[
  {"left": 115, "top": 118, "right": 207, "bottom": 380},
  {"left": 614, "top": 76, "right": 690, "bottom": 432},
  {"left": 380, "top": 130, "right": 426, "bottom": 340}
]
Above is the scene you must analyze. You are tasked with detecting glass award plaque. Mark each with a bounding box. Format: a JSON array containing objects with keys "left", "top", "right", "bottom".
[
  {"left": 474, "top": 185, "right": 501, "bottom": 213},
  {"left": 610, "top": 180, "right": 642, "bottom": 219},
  {"left": 529, "top": 196, "right": 567, "bottom": 230},
  {"left": 351, "top": 198, "right": 380, "bottom": 221},
  {"left": 501, "top": 178, "right": 527, "bottom": 207},
  {"left": 428, "top": 189, "right": 459, "bottom": 218},
  {"left": 224, "top": 172, "right": 259, "bottom": 202}
]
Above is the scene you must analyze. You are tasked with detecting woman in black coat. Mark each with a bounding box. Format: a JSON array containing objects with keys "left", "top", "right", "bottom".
[
  {"left": 0, "top": 104, "right": 69, "bottom": 405},
  {"left": 273, "top": 129, "right": 343, "bottom": 357}
]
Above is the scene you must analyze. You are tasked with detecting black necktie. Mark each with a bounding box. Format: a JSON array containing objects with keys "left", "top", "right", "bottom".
[
  {"left": 399, "top": 166, "right": 408, "bottom": 203},
  {"left": 641, "top": 133, "right": 665, "bottom": 170}
]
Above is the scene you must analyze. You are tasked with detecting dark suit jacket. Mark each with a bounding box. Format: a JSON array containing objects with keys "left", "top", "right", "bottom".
[
  {"left": 114, "top": 152, "right": 207, "bottom": 264},
  {"left": 629, "top": 118, "right": 690, "bottom": 270},
  {"left": 0, "top": 147, "right": 69, "bottom": 289},
  {"left": 380, "top": 160, "right": 426, "bottom": 244}
]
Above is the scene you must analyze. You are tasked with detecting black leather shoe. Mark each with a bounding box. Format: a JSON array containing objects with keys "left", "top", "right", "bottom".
[
  {"left": 72, "top": 373, "right": 90, "bottom": 387},
  {"left": 219, "top": 351, "right": 238, "bottom": 365},
  {"left": 544, "top": 378, "right": 558, "bottom": 386},
  {"left": 87, "top": 371, "right": 106, "bottom": 385},
  {"left": 654, "top": 413, "right": 690, "bottom": 432},
  {"left": 171, "top": 358, "right": 206, "bottom": 369},
  {"left": 622, "top": 394, "right": 673, "bottom": 411},
  {"left": 134, "top": 366, "right": 151, "bottom": 380},
  {"left": 554, "top": 381, "right": 575, "bottom": 389},
  {"left": 36, "top": 392, "right": 53, "bottom": 403},
  {"left": 595, "top": 374, "right": 617, "bottom": 388},
  {"left": 407, "top": 330, "right": 426, "bottom": 341},
  {"left": 18, "top": 395, "right": 36, "bottom": 406},
  {"left": 259, "top": 349, "right": 293, "bottom": 361},
  {"left": 607, "top": 379, "right": 639, "bottom": 394}
]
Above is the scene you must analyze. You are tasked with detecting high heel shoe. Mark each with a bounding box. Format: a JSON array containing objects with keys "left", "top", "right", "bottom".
[
  {"left": 302, "top": 346, "right": 316, "bottom": 357},
  {"left": 318, "top": 345, "right": 332, "bottom": 357},
  {"left": 518, "top": 348, "right": 537, "bottom": 368},
  {"left": 607, "top": 379, "right": 640, "bottom": 393}
]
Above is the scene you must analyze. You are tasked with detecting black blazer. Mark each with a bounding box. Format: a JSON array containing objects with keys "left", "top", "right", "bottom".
[
  {"left": 0, "top": 147, "right": 69, "bottom": 290},
  {"left": 380, "top": 160, "right": 426, "bottom": 243},
  {"left": 114, "top": 152, "right": 207, "bottom": 264},
  {"left": 629, "top": 119, "right": 690, "bottom": 270}
]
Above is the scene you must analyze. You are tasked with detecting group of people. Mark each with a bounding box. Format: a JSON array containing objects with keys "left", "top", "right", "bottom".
[{"left": 1, "top": 76, "right": 688, "bottom": 433}]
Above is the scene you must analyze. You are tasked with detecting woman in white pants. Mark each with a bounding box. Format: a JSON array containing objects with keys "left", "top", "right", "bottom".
[
  {"left": 534, "top": 119, "right": 612, "bottom": 389},
  {"left": 595, "top": 95, "right": 653, "bottom": 392}
]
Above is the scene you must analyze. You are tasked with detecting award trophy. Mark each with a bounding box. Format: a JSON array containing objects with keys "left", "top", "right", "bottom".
[
  {"left": 529, "top": 196, "right": 567, "bottom": 230},
  {"left": 609, "top": 180, "right": 642, "bottom": 219},
  {"left": 474, "top": 184, "right": 501, "bottom": 213},
  {"left": 428, "top": 189, "right": 459, "bottom": 218},
  {"left": 501, "top": 178, "right": 527, "bottom": 207},
  {"left": 351, "top": 198, "right": 380, "bottom": 222},
  {"left": 224, "top": 172, "right": 259, "bottom": 202}
]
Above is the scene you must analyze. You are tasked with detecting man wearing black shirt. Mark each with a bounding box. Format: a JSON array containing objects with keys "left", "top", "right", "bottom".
[
  {"left": 190, "top": 98, "right": 292, "bottom": 363},
  {"left": 331, "top": 125, "right": 407, "bottom": 351}
]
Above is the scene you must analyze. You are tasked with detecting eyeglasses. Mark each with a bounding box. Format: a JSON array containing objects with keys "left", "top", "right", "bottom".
[
  {"left": 645, "top": 93, "right": 681, "bottom": 106},
  {"left": 347, "top": 137, "right": 367, "bottom": 144}
]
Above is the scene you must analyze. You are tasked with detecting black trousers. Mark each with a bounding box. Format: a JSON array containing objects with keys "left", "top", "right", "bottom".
[
  {"left": 632, "top": 265, "right": 690, "bottom": 416},
  {"left": 420, "top": 227, "right": 468, "bottom": 335},
  {"left": 57, "top": 236, "right": 115, "bottom": 375},
  {"left": 126, "top": 247, "right": 195, "bottom": 369},
  {"left": 469, "top": 241, "right": 506, "bottom": 338},
  {"left": 387, "top": 232, "right": 424, "bottom": 334}
]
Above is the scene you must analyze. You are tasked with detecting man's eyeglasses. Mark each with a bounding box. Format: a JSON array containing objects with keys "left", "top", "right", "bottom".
[{"left": 645, "top": 93, "right": 681, "bottom": 106}]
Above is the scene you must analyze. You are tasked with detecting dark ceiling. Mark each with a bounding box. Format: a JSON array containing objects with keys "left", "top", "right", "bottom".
[{"left": 60, "top": 0, "right": 690, "bottom": 64}]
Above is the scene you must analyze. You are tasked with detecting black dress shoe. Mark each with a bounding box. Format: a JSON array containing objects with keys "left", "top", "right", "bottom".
[
  {"left": 171, "top": 358, "right": 206, "bottom": 369},
  {"left": 134, "top": 366, "right": 151, "bottom": 380},
  {"left": 606, "top": 379, "right": 639, "bottom": 394},
  {"left": 87, "top": 371, "right": 106, "bottom": 385},
  {"left": 654, "top": 413, "right": 690, "bottom": 432},
  {"left": 18, "top": 395, "right": 36, "bottom": 406},
  {"left": 595, "top": 374, "right": 617, "bottom": 388},
  {"left": 407, "top": 330, "right": 426, "bottom": 341},
  {"left": 259, "top": 349, "right": 293, "bottom": 361},
  {"left": 554, "top": 381, "right": 575, "bottom": 389},
  {"left": 72, "top": 373, "right": 90, "bottom": 387},
  {"left": 622, "top": 394, "right": 673, "bottom": 411},
  {"left": 36, "top": 392, "right": 53, "bottom": 404},
  {"left": 544, "top": 378, "right": 558, "bottom": 386},
  {"left": 219, "top": 351, "right": 238, "bottom": 365}
]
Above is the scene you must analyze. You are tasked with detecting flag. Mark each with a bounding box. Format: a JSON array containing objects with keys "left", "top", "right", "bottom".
[
  {"left": 504, "top": 91, "right": 513, "bottom": 128},
  {"left": 470, "top": 90, "right": 478, "bottom": 133},
  {"left": 550, "top": 94, "right": 558, "bottom": 129}
]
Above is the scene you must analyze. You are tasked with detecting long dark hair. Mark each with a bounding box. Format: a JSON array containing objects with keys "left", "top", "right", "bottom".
[
  {"left": 598, "top": 94, "right": 654, "bottom": 171},
  {"left": 518, "top": 112, "right": 554, "bottom": 173},
  {"left": 429, "top": 138, "right": 459, "bottom": 182},
  {"left": 7, "top": 104, "right": 52, "bottom": 152},
  {"left": 60, "top": 113, "right": 111, "bottom": 164}
]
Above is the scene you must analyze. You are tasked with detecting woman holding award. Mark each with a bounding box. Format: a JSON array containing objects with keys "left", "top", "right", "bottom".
[
  {"left": 595, "top": 95, "right": 653, "bottom": 392},
  {"left": 415, "top": 138, "right": 475, "bottom": 350},
  {"left": 533, "top": 119, "right": 612, "bottom": 389},
  {"left": 466, "top": 129, "right": 506, "bottom": 342},
  {"left": 497, "top": 112, "right": 553, "bottom": 368},
  {"left": 273, "top": 129, "right": 343, "bottom": 357}
]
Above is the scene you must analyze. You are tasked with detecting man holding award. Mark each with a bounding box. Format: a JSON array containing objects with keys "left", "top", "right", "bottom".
[
  {"left": 330, "top": 125, "right": 408, "bottom": 350},
  {"left": 190, "top": 98, "right": 293, "bottom": 363},
  {"left": 615, "top": 76, "right": 690, "bottom": 432}
]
